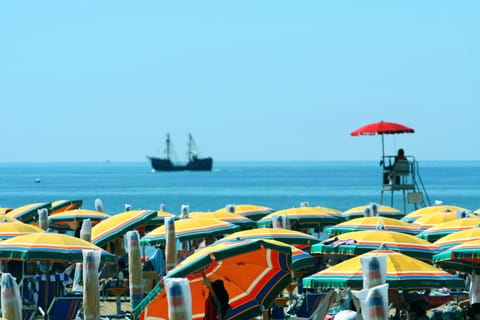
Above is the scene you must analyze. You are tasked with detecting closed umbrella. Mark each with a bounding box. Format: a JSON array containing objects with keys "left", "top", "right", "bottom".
[
  {"left": 127, "top": 231, "right": 143, "bottom": 309},
  {"left": 1, "top": 273, "right": 22, "bottom": 320}
]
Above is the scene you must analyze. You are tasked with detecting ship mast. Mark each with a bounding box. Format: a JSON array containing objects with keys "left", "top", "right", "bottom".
[
  {"left": 165, "top": 133, "right": 171, "bottom": 160},
  {"left": 187, "top": 133, "right": 193, "bottom": 160}
]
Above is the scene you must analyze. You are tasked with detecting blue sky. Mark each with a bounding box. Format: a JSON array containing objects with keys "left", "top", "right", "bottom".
[{"left": 1, "top": 1, "right": 478, "bottom": 162}]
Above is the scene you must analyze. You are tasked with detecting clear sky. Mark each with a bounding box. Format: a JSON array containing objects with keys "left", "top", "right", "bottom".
[{"left": 1, "top": 1, "right": 478, "bottom": 162}]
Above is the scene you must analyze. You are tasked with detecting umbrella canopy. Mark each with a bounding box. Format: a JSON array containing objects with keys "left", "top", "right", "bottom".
[
  {"left": 6, "top": 202, "right": 51, "bottom": 224},
  {"left": 189, "top": 211, "right": 257, "bottom": 230},
  {"left": 48, "top": 209, "right": 111, "bottom": 230},
  {"left": 50, "top": 200, "right": 83, "bottom": 214},
  {"left": 91, "top": 210, "right": 157, "bottom": 247},
  {"left": 411, "top": 211, "right": 458, "bottom": 231},
  {"left": 401, "top": 205, "right": 466, "bottom": 223},
  {"left": 0, "top": 222, "right": 43, "bottom": 240},
  {"left": 350, "top": 121, "right": 414, "bottom": 158},
  {"left": 0, "top": 233, "right": 115, "bottom": 262},
  {"left": 417, "top": 218, "right": 480, "bottom": 242},
  {"left": 217, "top": 228, "right": 320, "bottom": 250},
  {"left": 136, "top": 238, "right": 292, "bottom": 320},
  {"left": 325, "top": 217, "right": 420, "bottom": 236},
  {"left": 303, "top": 249, "right": 464, "bottom": 290},
  {"left": 341, "top": 205, "right": 403, "bottom": 221},
  {"left": 433, "top": 239, "right": 480, "bottom": 274},
  {"left": 141, "top": 218, "right": 240, "bottom": 245},
  {"left": 256, "top": 206, "right": 341, "bottom": 229},
  {"left": 433, "top": 227, "right": 480, "bottom": 250},
  {"left": 145, "top": 210, "right": 176, "bottom": 229},
  {"left": 312, "top": 230, "right": 441, "bottom": 261},
  {"left": 214, "top": 204, "right": 273, "bottom": 221}
]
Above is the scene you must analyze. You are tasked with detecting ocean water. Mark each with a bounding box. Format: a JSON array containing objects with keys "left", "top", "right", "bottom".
[{"left": 0, "top": 161, "right": 479, "bottom": 215}]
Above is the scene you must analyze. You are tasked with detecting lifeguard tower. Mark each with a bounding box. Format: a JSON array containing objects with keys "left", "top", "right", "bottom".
[{"left": 380, "top": 154, "right": 431, "bottom": 214}]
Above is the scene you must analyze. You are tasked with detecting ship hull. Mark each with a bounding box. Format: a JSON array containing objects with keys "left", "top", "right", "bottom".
[{"left": 148, "top": 157, "right": 213, "bottom": 171}]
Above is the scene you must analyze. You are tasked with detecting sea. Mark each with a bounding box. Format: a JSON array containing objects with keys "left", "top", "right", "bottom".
[{"left": 1, "top": 161, "right": 479, "bottom": 215}]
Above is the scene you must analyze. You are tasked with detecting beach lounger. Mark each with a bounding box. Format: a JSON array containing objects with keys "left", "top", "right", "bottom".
[
  {"left": 38, "top": 293, "right": 82, "bottom": 320},
  {"left": 290, "top": 290, "right": 336, "bottom": 320}
]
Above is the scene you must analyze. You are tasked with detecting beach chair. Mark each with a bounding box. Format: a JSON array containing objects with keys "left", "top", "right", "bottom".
[
  {"left": 38, "top": 293, "right": 82, "bottom": 320},
  {"left": 289, "top": 290, "right": 336, "bottom": 320}
]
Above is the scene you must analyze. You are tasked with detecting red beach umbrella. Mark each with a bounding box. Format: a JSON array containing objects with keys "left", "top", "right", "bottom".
[{"left": 350, "top": 121, "right": 414, "bottom": 159}]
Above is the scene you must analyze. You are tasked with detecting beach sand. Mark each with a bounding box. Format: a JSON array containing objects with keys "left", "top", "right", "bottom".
[{"left": 100, "top": 299, "right": 132, "bottom": 316}]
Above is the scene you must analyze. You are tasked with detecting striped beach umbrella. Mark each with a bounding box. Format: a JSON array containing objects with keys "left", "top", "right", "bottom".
[
  {"left": 341, "top": 204, "right": 403, "bottom": 221},
  {"left": 312, "top": 230, "right": 441, "bottom": 261},
  {"left": 0, "top": 222, "right": 43, "bottom": 240},
  {"left": 325, "top": 217, "right": 420, "bottom": 236},
  {"left": 214, "top": 204, "right": 273, "bottom": 221},
  {"left": 136, "top": 238, "right": 292, "bottom": 320},
  {"left": 91, "top": 210, "right": 157, "bottom": 247},
  {"left": 6, "top": 202, "right": 51, "bottom": 224},
  {"left": 412, "top": 211, "right": 459, "bottom": 231},
  {"left": 48, "top": 209, "right": 110, "bottom": 230},
  {"left": 0, "top": 233, "right": 115, "bottom": 262},
  {"left": 141, "top": 218, "right": 240, "bottom": 245},
  {"left": 189, "top": 211, "right": 257, "bottom": 230},
  {"left": 417, "top": 218, "right": 480, "bottom": 242},
  {"left": 217, "top": 228, "right": 320, "bottom": 250},
  {"left": 256, "top": 206, "right": 341, "bottom": 229},
  {"left": 433, "top": 227, "right": 480, "bottom": 250},
  {"left": 303, "top": 249, "right": 464, "bottom": 290},
  {"left": 401, "top": 205, "right": 467, "bottom": 223},
  {"left": 50, "top": 199, "right": 83, "bottom": 214},
  {"left": 433, "top": 239, "right": 480, "bottom": 274}
]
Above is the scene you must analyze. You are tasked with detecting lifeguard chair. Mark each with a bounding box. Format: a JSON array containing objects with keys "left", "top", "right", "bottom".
[{"left": 380, "top": 155, "right": 430, "bottom": 214}]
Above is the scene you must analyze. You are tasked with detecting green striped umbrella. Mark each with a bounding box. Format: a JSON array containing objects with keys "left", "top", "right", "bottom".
[
  {"left": 256, "top": 206, "right": 340, "bottom": 229},
  {"left": 325, "top": 217, "right": 419, "bottom": 236},
  {"left": 433, "top": 239, "right": 480, "bottom": 274},
  {"left": 312, "top": 230, "right": 441, "bottom": 261},
  {"left": 303, "top": 249, "right": 464, "bottom": 290},
  {"left": 417, "top": 218, "right": 480, "bottom": 242},
  {"left": 0, "top": 233, "right": 115, "bottom": 262}
]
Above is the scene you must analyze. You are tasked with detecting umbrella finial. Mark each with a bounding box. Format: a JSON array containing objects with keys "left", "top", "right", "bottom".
[{"left": 94, "top": 198, "right": 104, "bottom": 212}]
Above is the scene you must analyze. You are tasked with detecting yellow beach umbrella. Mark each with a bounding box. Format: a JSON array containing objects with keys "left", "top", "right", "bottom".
[
  {"left": 0, "top": 208, "right": 13, "bottom": 214},
  {"left": 91, "top": 210, "right": 157, "bottom": 247},
  {"left": 6, "top": 202, "right": 51, "bottom": 224},
  {"left": 433, "top": 227, "right": 480, "bottom": 250},
  {"left": 218, "top": 227, "right": 320, "bottom": 250},
  {"left": 411, "top": 211, "right": 458, "bottom": 231},
  {"left": 401, "top": 205, "right": 467, "bottom": 223},
  {"left": 0, "top": 222, "right": 43, "bottom": 240},
  {"left": 312, "top": 230, "right": 441, "bottom": 260},
  {"left": 417, "top": 218, "right": 480, "bottom": 242},
  {"left": 303, "top": 249, "right": 464, "bottom": 290},
  {"left": 189, "top": 211, "right": 256, "bottom": 229},
  {"left": 48, "top": 209, "right": 111, "bottom": 230},
  {"left": 214, "top": 204, "right": 273, "bottom": 221},
  {"left": 50, "top": 199, "right": 83, "bottom": 214},
  {"left": 257, "top": 206, "right": 341, "bottom": 229},
  {"left": 341, "top": 204, "right": 402, "bottom": 221},
  {"left": 325, "top": 217, "right": 420, "bottom": 236},
  {"left": 141, "top": 218, "right": 240, "bottom": 245}
]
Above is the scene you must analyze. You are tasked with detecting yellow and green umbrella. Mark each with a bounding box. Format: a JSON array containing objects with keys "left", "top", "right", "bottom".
[
  {"left": 136, "top": 238, "right": 292, "bottom": 320},
  {"left": 433, "top": 239, "right": 480, "bottom": 274},
  {"left": 433, "top": 227, "right": 480, "bottom": 250},
  {"left": 189, "top": 211, "right": 257, "bottom": 230},
  {"left": 0, "top": 221, "right": 43, "bottom": 240},
  {"left": 214, "top": 204, "right": 273, "bottom": 221},
  {"left": 256, "top": 206, "right": 340, "bottom": 229},
  {"left": 303, "top": 249, "right": 464, "bottom": 290},
  {"left": 417, "top": 218, "right": 480, "bottom": 242},
  {"left": 401, "top": 205, "right": 466, "bottom": 223},
  {"left": 145, "top": 210, "right": 176, "bottom": 229},
  {"left": 91, "top": 210, "right": 157, "bottom": 247},
  {"left": 6, "top": 202, "right": 51, "bottom": 224},
  {"left": 141, "top": 218, "right": 240, "bottom": 245},
  {"left": 218, "top": 228, "right": 320, "bottom": 250},
  {"left": 50, "top": 199, "right": 83, "bottom": 214},
  {"left": 312, "top": 230, "right": 441, "bottom": 260},
  {"left": 325, "top": 217, "right": 419, "bottom": 236},
  {"left": 412, "top": 211, "right": 458, "bottom": 231},
  {"left": 341, "top": 204, "right": 403, "bottom": 221},
  {"left": 48, "top": 209, "right": 111, "bottom": 230},
  {"left": 0, "top": 233, "right": 115, "bottom": 262}
]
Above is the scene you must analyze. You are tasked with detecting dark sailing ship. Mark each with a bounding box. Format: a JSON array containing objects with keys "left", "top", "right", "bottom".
[{"left": 147, "top": 133, "right": 213, "bottom": 171}]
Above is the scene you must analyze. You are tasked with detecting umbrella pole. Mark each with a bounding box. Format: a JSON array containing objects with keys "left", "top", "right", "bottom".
[
  {"left": 202, "top": 272, "right": 222, "bottom": 320},
  {"left": 381, "top": 134, "right": 385, "bottom": 162}
]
